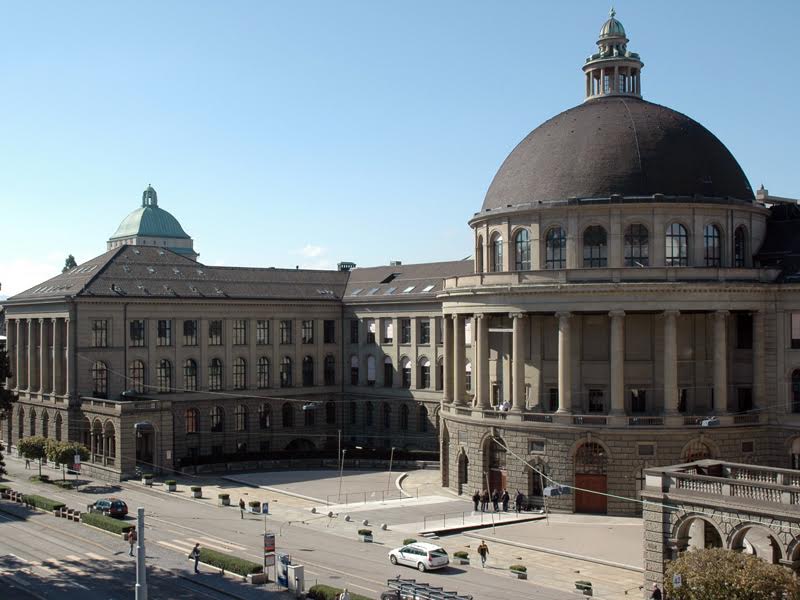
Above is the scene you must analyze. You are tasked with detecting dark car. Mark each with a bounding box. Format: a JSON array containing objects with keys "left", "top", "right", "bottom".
[{"left": 91, "top": 498, "right": 128, "bottom": 518}]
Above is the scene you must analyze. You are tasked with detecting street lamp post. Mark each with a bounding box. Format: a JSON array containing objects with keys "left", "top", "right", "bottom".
[
  {"left": 387, "top": 447, "right": 396, "bottom": 491},
  {"left": 337, "top": 449, "right": 347, "bottom": 502},
  {"left": 135, "top": 506, "right": 148, "bottom": 600}
]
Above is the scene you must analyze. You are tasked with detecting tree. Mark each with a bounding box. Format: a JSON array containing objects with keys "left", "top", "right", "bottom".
[
  {"left": 0, "top": 349, "right": 17, "bottom": 419},
  {"left": 665, "top": 547, "right": 800, "bottom": 600},
  {"left": 62, "top": 254, "right": 77, "bottom": 273},
  {"left": 46, "top": 440, "right": 89, "bottom": 480},
  {"left": 0, "top": 442, "right": 7, "bottom": 479},
  {"left": 17, "top": 436, "right": 48, "bottom": 477}
]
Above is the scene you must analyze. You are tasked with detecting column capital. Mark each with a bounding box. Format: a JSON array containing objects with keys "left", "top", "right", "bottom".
[
  {"left": 608, "top": 310, "right": 626, "bottom": 318},
  {"left": 509, "top": 312, "right": 526, "bottom": 320},
  {"left": 51, "top": 317, "right": 59, "bottom": 324},
  {"left": 714, "top": 310, "right": 730, "bottom": 319},
  {"left": 555, "top": 311, "right": 572, "bottom": 320},
  {"left": 663, "top": 309, "right": 680, "bottom": 318}
]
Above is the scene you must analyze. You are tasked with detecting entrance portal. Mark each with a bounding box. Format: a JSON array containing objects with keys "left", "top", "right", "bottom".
[
  {"left": 574, "top": 442, "right": 608, "bottom": 514},
  {"left": 485, "top": 436, "right": 507, "bottom": 493}
]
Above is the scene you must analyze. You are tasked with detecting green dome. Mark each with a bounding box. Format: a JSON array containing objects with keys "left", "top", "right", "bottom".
[
  {"left": 599, "top": 9, "right": 626, "bottom": 39},
  {"left": 109, "top": 186, "right": 190, "bottom": 240}
]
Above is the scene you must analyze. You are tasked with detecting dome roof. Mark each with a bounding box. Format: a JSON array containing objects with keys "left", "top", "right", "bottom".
[
  {"left": 599, "top": 15, "right": 626, "bottom": 39},
  {"left": 110, "top": 199, "right": 190, "bottom": 241},
  {"left": 480, "top": 96, "right": 754, "bottom": 212}
]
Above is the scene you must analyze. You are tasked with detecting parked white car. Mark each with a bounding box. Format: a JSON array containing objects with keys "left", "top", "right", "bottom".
[{"left": 388, "top": 542, "right": 450, "bottom": 572}]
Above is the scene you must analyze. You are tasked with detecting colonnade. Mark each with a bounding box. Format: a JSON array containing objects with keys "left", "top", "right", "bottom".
[
  {"left": 6, "top": 317, "right": 71, "bottom": 397},
  {"left": 442, "top": 309, "right": 765, "bottom": 415}
]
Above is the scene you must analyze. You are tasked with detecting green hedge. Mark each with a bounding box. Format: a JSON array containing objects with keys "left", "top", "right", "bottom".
[
  {"left": 308, "top": 584, "right": 373, "bottom": 600},
  {"left": 403, "top": 538, "right": 417, "bottom": 545},
  {"left": 190, "top": 486, "right": 201, "bottom": 492},
  {"left": 453, "top": 551, "right": 469, "bottom": 559},
  {"left": 218, "top": 493, "right": 230, "bottom": 499},
  {"left": 0, "top": 484, "right": 10, "bottom": 491},
  {"left": 165, "top": 480, "right": 177, "bottom": 486},
  {"left": 25, "top": 494, "right": 65, "bottom": 512},
  {"left": 81, "top": 512, "right": 135, "bottom": 535},
  {"left": 198, "top": 547, "right": 261, "bottom": 576},
  {"left": 357, "top": 529, "right": 372, "bottom": 536},
  {"left": 29, "top": 475, "right": 50, "bottom": 483},
  {"left": 510, "top": 564, "right": 527, "bottom": 572},
  {"left": 54, "top": 481, "right": 74, "bottom": 490}
]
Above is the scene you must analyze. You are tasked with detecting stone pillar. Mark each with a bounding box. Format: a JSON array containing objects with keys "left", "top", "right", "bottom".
[
  {"left": 511, "top": 313, "right": 526, "bottom": 411},
  {"left": 753, "top": 311, "right": 765, "bottom": 407},
  {"left": 609, "top": 310, "right": 625, "bottom": 414},
  {"left": 8, "top": 319, "right": 16, "bottom": 389},
  {"left": 476, "top": 314, "right": 490, "bottom": 409},
  {"left": 556, "top": 312, "right": 571, "bottom": 413},
  {"left": 453, "top": 315, "right": 466, "bottom": 406},
  {"left": 443, "top": 315, "right": 454, "bottom": 403},
  {"left": 663, "top": 310, "right": 679, "bottom": 414},
  {"left": 714, "top": 310, "right": 729, "bottom": 413},
  {"left": 52, "top": 318, "right": 63, "bottom": 395},
  {"left": 27, "top": 318, "right": 36, "bottom": 391},
  {"left": 64, "top": 318, "right": 72, "bottom": 399},
  {"left": 39, "top": 319, "right": 49, "bottom": 393}
]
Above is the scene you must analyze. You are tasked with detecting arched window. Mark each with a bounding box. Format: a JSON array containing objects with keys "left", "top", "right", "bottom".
[
  {"left": 419, "top": 405, "right": 429, "bottom": 433},
  {"left": 545, "top": 227, "right": 566, "bottom": 269},
  {"left": 792, "top": 370, "right": 800, "bottom": 413},
  {"left": 104, "top": 421, "right": 116, "bottom": 458},
  {"left": 401, "top": 358, "right": 412, "bottom": 389},
  {"left": 183, "top": 359, "right": 197, "bottom": 392},
  {"left": 280, "top": 357, "right": 293, "bottom": 388},
  {"left": 624, "top": 224, "right": 649, "bottom": 267},
  {"left": 233, "top": 357, "right": 247, "bottom": 390},
  {"left": 210, "top": 406, "right": 224, "bottom": 433},
  {"left": 326, "top": 401, "right": 336, "bottom": 424},
  {"left": 209, "top": 358, "right": 223, "bottom": 390},
  {"left": 366, "top": 355, "right": 376, "bottom": 386},
  {"left": 666, "top": 223, "right": 689, "bottom": 266},
  {"left": 258, "top": 403, "right": 271, "bottom": 429},
  {"left": 400, "top": 404, "right": 409, "bottom": 431},
  {"left": 734, "top": 226, "right": 748, "bottom": 268},
  {"left": 324, "top": 355, "right": 335, "bottom": 385},
  {"left": 418, "top": 358, "right": 431, "bottom": 389},
  {"left": 304, "top": 405, "right": 315, "bottom": 427},
  {"left": 350, "top": 355, "right": 360, "bottom": 385},
  {"left": 476, "top": 236, "right": 484, "bottom": 272},
  {"left": 514, "top": 229, "right": 531, "bottom": 271},
  {"left": 92, "top": 361, "right": 108, "bottom": 398},
  {"left": 54, "top": 412, "right": 62, "bottom": 441},
  {"left": 465, "top": 361, "right": 472, "bottom": 391},
  {"left": 383, "top": 357, "right": 393, "bottom": 388},
  {"left": 302, "top": 356, "right": 314, "bottom": 386},
  {"left": 157, "top": 359, "right": 172, "bottom": 393},
  {"left": 235, "top": 405, "right": 248, "bottom": 432},
  {"left": 365, "top": 401, "right": 374, "bottom": 426},
  {"left": 129, "top": 360, "right": 146, "bottom": 393},
  {"left": 29, "top": 408, "right": 37, "bottom": 436},
  {"left": 41, "top": 411, "right": 49, "bottom": 438},
  {"left": 17, "top": 407, "right": 24, "bottom": 438},
  {"left": 490, "top": 234, "right": 503, "bottom": 272},
  {"left": 583, "top": 226, "right": 607, "bottom": 267},
  {"left": 704, "top": 224, "right": 721, "bottom": 267},
  {"left": 282, "top": 402, "right": 294, "bottom": 427},
  {"left": 383, "top": 403, "right": 392, "bottom": 429},
  {"left": 185, "top": 408, "right": 199, "bottom": 434},
  {"left": 257, "top": 357, "right": 270, "bottom": 389}
]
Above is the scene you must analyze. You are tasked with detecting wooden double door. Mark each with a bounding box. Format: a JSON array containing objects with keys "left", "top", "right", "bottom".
[{"left": 574, "top": 474, "right": 607, "bottom": 514}]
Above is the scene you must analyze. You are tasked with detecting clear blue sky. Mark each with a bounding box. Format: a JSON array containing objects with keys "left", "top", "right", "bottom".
[{"left": 1, "top": 1, "right": 798, "bottom": 297}]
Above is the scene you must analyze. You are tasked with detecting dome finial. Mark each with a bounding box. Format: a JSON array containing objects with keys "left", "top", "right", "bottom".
[
  {"left": 610, "top": 6, "right": 616, "bottom": 18},
  {"left": 583, "top": 10, "right": 643, "bottom": 101},
  {"left": 142, "top": 184, "right": 158, "bottom": 207}
]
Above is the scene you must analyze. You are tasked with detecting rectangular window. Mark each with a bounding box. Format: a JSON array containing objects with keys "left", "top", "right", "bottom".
[
  {"left": 92, "top": 320, "right": 108, "bottom": 348},
  {"left": 208, "top": 320, "right": 223, "bottom": 346},
  {"left": 157, "top": 319, "right": 172, "bottom": 346},
  {"left": 736, "top": 313, "right": 753, "bottom": 350},
  {"left": 741, "top": 440, "right": 754, "bottom": 454},
  {"left": 302, "top": 320, "right": 314, "bottom": 344},
  {"left": 366, "top": 320, "right": 376, "bottom": 344},
  {"left": 233, "top": 319, "right": 247, "bottom": 345},
  {"left": 630, "top": 389, "right": 646, "bottom": 414},
  {"left": 638, "top": 443, "right": 656, "bottom": 457},
  {"left": 256, "top": 320, "right": 270, "bottom": 345},
  {"left": 791, "top": 314, "right": 800, "bottom": 349},
  {"left": 549, "top": 388, "right": 558, "bottom": 412},
  {"left": 183, "top": 320, "right": 197, "bottom": 346},
  {"left": 737, "top": 387, "right": 753, "bottom": 412},
  {"left": 464, "top": 318, "right": 472, "bottom": 345},
  {"left": 400, "top": 319, "right": 411, "bottom": 344},
  {"left": 678, "top": 388, "right": 688, "bottom": 413},
  {"left": 323, "top": 320, "right": 335, "bottom": 344},
  {"left": 129, "top": 320, "right": 145, "bottom": 347},
  {"left": 383, "top": 319, "right": 394, "bottom": 344},
  {"left": 349, "top": 319, "right": 359, "bottom": 344},
  {"left": 436, "top": 317, "right": 443, "bottom": 344},
  {"left": 419, "top": 319, "right": 430, "bottom": 344},
  {"left": 588, "top": 389, "right": 604, "bottom": 413},
  {"left": 280, "top": 320, "right": 293, "bottom": 344},
  {"left": 529, "top": 440, "right": 545, "bottom": 454}
]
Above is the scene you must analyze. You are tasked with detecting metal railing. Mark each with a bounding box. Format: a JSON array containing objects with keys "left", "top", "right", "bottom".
[
  {"left": 421, "top": 508, "right": 526, "bottom": 530},
  {"left": 326, "top": 487, "right": 418, "bottom": 506},
  {"left": 386, "top": 577, "right": 473, "bottom": 600}
]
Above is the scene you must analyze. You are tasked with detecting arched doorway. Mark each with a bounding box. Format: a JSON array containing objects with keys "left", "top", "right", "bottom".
[
  {"left": 683, "top": 438, "right": 714, "bottom": 462},
  {"left": 674, "top": 516, "right": 723, "bottom": 552},
  {"left": 457, "top": 450, "right": 469, "bottom": 494},
  {"left": 441, "top": 425, "right": 449, "bottom": 487},
  {"left": 729, "top": 525, "right": 782, "bottom": 564},
  {"left": 574, "top": 441, "right": 608, "bottom": 514},
  {"left": 485, "top": 436, "right": 507, "bottom": 493},
  {"left": 528, "top": 462, "right": 547, "bottom": 510},
  {"left": 285, "top": 438, "right": 315, "bottom": 452},
  {"left": 135, "top": 422, "right": 155, "bottom": 469}
]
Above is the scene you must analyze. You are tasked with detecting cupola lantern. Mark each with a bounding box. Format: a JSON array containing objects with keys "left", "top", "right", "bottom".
[{"left": 583, "top": 9, "right": 643, "bottom": 100}]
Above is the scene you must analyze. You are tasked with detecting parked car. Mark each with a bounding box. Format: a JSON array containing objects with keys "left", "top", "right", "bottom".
[
  {"left": 388, "top": 542, "right": 449, "bottom": 572},
  {"left": 90, "top": 498, "right": 128, "bottom": 518}
]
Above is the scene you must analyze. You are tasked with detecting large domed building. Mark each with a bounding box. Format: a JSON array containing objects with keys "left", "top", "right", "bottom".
[{"left": 437, "top": 12, "right": 798, "bottom": 515}]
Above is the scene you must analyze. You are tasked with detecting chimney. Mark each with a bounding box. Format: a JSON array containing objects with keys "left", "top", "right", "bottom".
[
  {"left": 338, "top": 261, "right": 356, "bottom": 272},
  {"left": 389, "top": 260, "right": 402, "bottom": 266}
]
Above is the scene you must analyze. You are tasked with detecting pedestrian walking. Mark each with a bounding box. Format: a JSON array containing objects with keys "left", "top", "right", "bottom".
[
  {"left": 127, "top": 527, "right": 137, "bottom": 557},
  {"left": 337, "top": 588, "right": 351, "bottom": 600},
  {"left": 481, "top": 489, "right": 490, "bottom": 512},
  {"left": 649, "top": 583, "right": 662, "bottom": 600},
  {"left": 24, "top": 458, "right": 30, "bottom": 469},
  {"left": 189, "top": 543, "right": 201, "bottom": 573},
  {"left": 472, "top": 490, "right": 480, "bottom": 512},
  {"left": 477, "top": 540, "right": 489, "bottom": 567},
  {"left": 501, "top": 489, "right": 510, "bottom": 512},
  {"left": 491, "top": 489, "right": 500, "bottom": 512},
  {"left": 515, "top": 490, "right": 524, "bottom": 513},
  {"left": 239, "top": 498, "right": 245, "bottom": 519}
]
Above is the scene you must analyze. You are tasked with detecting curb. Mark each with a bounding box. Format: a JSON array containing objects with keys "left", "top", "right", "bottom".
[
  {"left": 394, "top": 472, "right": 409, "bottom": 497},
  {"left": 157, "top": 566, "right": 259, "bottom": 600},
  {"left": 223, "top": 476, "right": 325, "bottom": 504},
  {"left": 420, "top": 514, "right": 546, "bottom": 536},
  {"left": 463, "top": 531, "right": 644, "bottom": 573}
]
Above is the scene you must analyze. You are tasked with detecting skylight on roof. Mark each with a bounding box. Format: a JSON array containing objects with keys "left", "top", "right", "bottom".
[
  {"left": 122, "top": 265, "right": 131, "bottom": 273},
  {"left": 385, "top": 287, "right": 397, "bottom": 295},
  {"left": 380, "top": 272, "right": 401, "bottom": 284},
  {"left": 147, "top": 267, "right": 156, "bottom": 274},
  {"left": 173, "top": 268, "right": 181, "bottom": 274},
  {"left": 367, "top": 287, "right": 379, "bottom": 296},
  {"left": 350, "top": 288, "right": 363, "bottom": 296},
  {"left": 422, "top": 284, "right": 435, "bottom": 292},
  {"left": 196, "top": 269, "right": 204, "bottom": 275},
  {"left": 402, "top": 286, "right": 416, "bottom": 293}
]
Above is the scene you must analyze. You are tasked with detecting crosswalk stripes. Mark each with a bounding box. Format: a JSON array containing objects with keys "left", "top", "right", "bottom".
[{"left": 156, "top": 535, "right": 247, "bottom": 555}]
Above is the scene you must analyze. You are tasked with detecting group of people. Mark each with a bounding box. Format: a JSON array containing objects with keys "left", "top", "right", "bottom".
[{"left": 471, "top": 489, "right": 525, "bottom": 513}]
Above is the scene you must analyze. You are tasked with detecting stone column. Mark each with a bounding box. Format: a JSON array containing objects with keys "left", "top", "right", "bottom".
[
  {"left": 39, "top": 318, "right": 50, "bottom": 393},
  {"left": 8, "top": 319, "right": 16, "bottom": 388},
  {"left": 27, "top": 318, "right": 36, "bottom": 391},
  {"left": 609, "top": 310, "right": 625, "bottom": 414},
  {"left": 52, "top": 318, "right": 63, "bottom": 395},
  {"left": 511, "top": 313, "right": 527, "bottom": 411},
  {"left": 663, "top": 310, "right": 679, "bottom": 414},
  {"left": 64, "top": 319, "right": 72, "bottom": 399},
  {"left": 443, "top": 315, "right": 454, "bottom": 403},
  {"left": 714, "top": 310, "right": 729, "bottom": 413},
  {"left": 476, "top": 314, "right": 490, "bottom": 409},
  {"left": 453, "top": 315, "right": 466, "bottom": 406},
  {"left": 753, "top": 311, "right": 765, "bottom": 407},
  {"left": 556, "top": 312, "right": 571, "bottom": 413}
]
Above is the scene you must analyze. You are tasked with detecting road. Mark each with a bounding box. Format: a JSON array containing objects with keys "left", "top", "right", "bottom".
[{"left": 0, "top": 460, "right": 576, "bottom": 599}]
